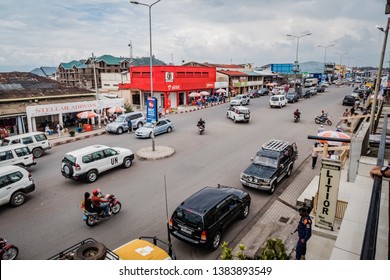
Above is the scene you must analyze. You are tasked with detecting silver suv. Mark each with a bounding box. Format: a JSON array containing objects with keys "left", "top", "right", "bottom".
[
  {"left": 105, "top": 112, "right": 145, "bottom": 134},
  {"left": 230, "top": 94, "right": 250, "bottom": 106},
  {"left": 61, "top": 145, "right": 135, "bottom": 183}
]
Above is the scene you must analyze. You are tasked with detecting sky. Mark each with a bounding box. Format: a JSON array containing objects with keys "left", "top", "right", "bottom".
[{"left": 0, "top": 0, "right": 389, "bottom": 72}]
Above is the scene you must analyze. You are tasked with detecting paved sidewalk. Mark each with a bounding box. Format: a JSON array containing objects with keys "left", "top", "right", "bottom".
[{"left": 47, "top": 127, "right": 107, "bottom": 147}]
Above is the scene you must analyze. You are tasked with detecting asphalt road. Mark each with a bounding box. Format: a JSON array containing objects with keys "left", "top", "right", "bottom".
[{"left": 0, "top": 85, "right": 353, "bottom": 260}]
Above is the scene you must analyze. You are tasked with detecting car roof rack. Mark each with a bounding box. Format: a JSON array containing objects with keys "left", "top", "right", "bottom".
[{"left": 262, "top": 139, "right": 289, "bottom": 152}]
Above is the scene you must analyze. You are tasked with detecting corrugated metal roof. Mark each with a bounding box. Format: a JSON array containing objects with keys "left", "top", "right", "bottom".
[
  {"left": 241, "top": 71, "right": 263, "bottom": 76},
  {"left": 218, "top": 70, "right": 248, "bottom": 76}
]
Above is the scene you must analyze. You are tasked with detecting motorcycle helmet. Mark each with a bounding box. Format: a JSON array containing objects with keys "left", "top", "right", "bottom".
[{"left": 92, "top": 188, "right": 101, "bottom": 196}]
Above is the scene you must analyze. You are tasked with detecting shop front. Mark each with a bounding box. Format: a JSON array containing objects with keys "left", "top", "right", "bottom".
[
  {"left": 26, "top": 99, "right": 124, "bottom": 132},
  {"left": 119, "top": 65, "right": 217, "bottom": 113}
]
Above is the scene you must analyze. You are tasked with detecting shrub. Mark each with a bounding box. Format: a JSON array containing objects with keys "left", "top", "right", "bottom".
[
  {"left": 220, "top": 242, "right": 247, "bottom": 260},
  {"left": 258, "top": 238, "right": 288, "bottom": 260},
  {"left": 69, "top": 130, "right": 76, "bottom": 137}
]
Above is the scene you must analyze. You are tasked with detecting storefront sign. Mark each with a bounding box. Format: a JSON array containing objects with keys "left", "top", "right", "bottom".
[
  {"left": 315, "top": 158, "right": 341, "bottom": 230},
  {"left": 146, "top": 97, "right": 157, "bottom": 123}
]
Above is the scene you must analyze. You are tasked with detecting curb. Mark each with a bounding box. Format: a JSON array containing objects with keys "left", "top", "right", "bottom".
[
  {"left": 50, "top": 131, "right": 107, "bottom": 147},
  {"left": 136, "top": 146, "right": 175, "bottom": 160}
]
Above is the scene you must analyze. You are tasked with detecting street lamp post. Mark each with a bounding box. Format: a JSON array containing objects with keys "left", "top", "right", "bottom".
[
  {"left": 130, "top": 0, "right": 161, "bottom": 151},
  {"left": 318, "top": 44, "right": 335, "bottom": 75},
  {"left": 130, "top": 0, "right": 161, "bottom": 101},
  {"left": 370, "top": 17, "right": 390, "bottom": 134},
  {"left": 286, "top": 33, "right": 312, "bottom": 92}
]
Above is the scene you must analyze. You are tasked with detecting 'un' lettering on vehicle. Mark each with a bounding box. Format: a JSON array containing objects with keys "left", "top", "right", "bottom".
[{"left": 111, "top": 157, "right": 119, "bottom": 165}]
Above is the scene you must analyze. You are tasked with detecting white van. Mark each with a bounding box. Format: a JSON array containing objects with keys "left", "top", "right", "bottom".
[
  {"left": 0, "top": 144, "right": 36, "bottom": 169},
  {"left": 269, "top": 95, "right": 287, "bottom": 108},
  {"left": 0, "top": 165, "right": 35, "bottom": 207},
  {"left": 1, "top": 132, "right": 51, "bottom": 158}
]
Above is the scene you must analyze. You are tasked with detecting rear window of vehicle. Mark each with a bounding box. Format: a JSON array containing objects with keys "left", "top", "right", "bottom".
[
  {"left": 63, "top": 154, "right": 77, "bottom": 166},
  {"left": 14, "top": 147, "right": 30, "bottom": 157},
  {"left": 34, "top": 133, "right": 48, "bottom": 141},
  {"left": 271, "top": 96, "right": 279, "bottom": 101},
  {"left": 173, "top": 208, "right": 204, "bottom": 228}
]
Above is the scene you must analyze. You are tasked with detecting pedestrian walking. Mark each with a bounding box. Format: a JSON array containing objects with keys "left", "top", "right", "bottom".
[
  {"left": 311, "top": 142, "right": 319, "bottom": 169},
  {"left": 342, "top": 108, "right": 349, "bottom": 123},
  {"left": 127, "top": 119, "right": 133, "bottom": 134},
  {"left": 56, "top": 123, "right": 63, "bottom": 137},
  {"left": 295, "top": 206, "right": 312, "bottom": 260}
]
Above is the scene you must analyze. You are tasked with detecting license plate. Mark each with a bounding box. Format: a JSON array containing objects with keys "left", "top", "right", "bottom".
[{"left": 180, "top": 226, "right": 192, "bottom": 235}]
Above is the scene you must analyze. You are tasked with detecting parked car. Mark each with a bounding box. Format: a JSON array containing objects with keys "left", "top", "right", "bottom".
[
  {"left": 61, "top": 145, "right": 134, "bottom": 183},
  {"left": 230, "top": 94, "right": 250, "bottom": 106},
  {"left": 0, "top": 165, "right": 35, "bottom": 207},
  {"left": 169, "top": 185, "right": 251, "bottom": 250},
  {"left": 135, "top": 119, "right": 174, "bottom": 138},
  {"left": 258, "top": 88, "right": 270, "bottom": 96},
  {"left": 226, "top": 106, "right": 250, "bottom": 123},
  {"left": 269, "top": 95, "right": 287, "bottom": 108},
  {"left": 105, "top": 112, "right": 145, "bottom": 134},
  {"left": 302, "top": 90, "right": 311, "bottom": 99},
  {"left": 342, "top": 95, "right": 356, "bottom": 106},
  {"left": 0, "top": 144, "right": 36, "bottom": 169},
  {"left": 240, "top": 139, "right": 298, "bottom": 194},
  {"left": 248, "top": 90, "right": 259, "bottom": 98},
  {"left": 1, "top": 132, "right": 51, "bottom": 158},
  {"left": 286, "top": 91, "right": 300, "bottom": 103},
  {"left": 308, "top": 87, "right": 317, "bottom": 96},
  {"left": 315, "top": 85, "right": 325, "bottom": 93}
]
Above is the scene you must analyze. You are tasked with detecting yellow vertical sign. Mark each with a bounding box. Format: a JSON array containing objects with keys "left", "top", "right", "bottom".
[{"left": 315, "top": 158, "right": 341, "bottom": 230}]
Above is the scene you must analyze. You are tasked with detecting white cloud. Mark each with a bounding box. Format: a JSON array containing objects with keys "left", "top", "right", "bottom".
[{"left": 0, "top": 0, "right": 388, "bottom": 71}]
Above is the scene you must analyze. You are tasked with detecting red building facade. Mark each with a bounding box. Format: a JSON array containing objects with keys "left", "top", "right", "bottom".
[{"left": 119, "top": 65, "right": 217, "bottom": 112}]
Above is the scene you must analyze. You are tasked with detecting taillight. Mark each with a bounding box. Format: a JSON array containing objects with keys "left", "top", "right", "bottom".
[
  {"left": 200, "top": 230, "right": 207, "bottom": 242},
  {"left": 75, "top": 163, "right": 81, "bottom": 171},
  {"left": 168, "top": 218, "right": 173, "bottom": 229}
]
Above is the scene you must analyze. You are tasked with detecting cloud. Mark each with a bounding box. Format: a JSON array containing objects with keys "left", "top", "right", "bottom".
[{"left": 0, "top": 0, "right": 388, "bottom": 72}]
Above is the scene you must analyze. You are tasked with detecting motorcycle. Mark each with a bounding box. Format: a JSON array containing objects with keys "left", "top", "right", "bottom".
[
  {"left": 83, "top": 194, "right": 121, "bottom": 227},
  {"left": 197, "top": 124, "right": 205, "bottom": 135},
  {"left": 314, "top": 115, "right": 332, "bottom": 126},
  {"left": 0, "top": 238, "right": 19, "bottom": 260},
  {"left": 294, "top": 114, "right": 301, "bottom": 123}
]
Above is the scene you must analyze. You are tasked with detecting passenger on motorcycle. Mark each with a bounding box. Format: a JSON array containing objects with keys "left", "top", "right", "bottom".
[
  {"left": 81, "top": 192, "right": 95, "bottom": 213},
  {"left": 91, "top": 188, "right": 110, "bottom": 217},
  {"left": 294, "top": 109, "right": 301, "bottom": 120},
  {"left": 197, "top": 118, "right": 205, "bottom": 128}
]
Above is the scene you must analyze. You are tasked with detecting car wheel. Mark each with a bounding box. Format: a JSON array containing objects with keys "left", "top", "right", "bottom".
[
  {"left": 240, "top": 203, "right": 250, "bottom": 219},
  {"left": 122, "top": 157, "right": 132, "bottom": 168},
  {"left": 86, "top": 170, "right": 98, "bottom": 183},
  {"left": 167, "top": 127, "right": 172, "bottom": 133},
  {"left": 269, "top": 181, "right": 276, "bottom": 195},
  {"left": 117, "top": 127, "right": 123, "bottom": 134},
  {"left": 137, "top": 122, "right": 143, "bottom": 129},
  {"left": 63, "top": 162, "right": 74, "bottom": 176},
  {"left": 149, "top": 132, "right": 153, "bottom": 138},
  {"left": 32, "top": 147, "right": 44, "bottom": 158},
  {"left": 210, "top": 231, "right": 222, "bottom": 251},
  {"left": 234, "top": 117, "right": 237, "bottom": 123},
  {"left": 10, "top": 191, "right": 25, "bottom": 207},
  {"left": 226, "top": 113, "right": 229, "bottom": 119},
  {"left": 74, "top": 242, "right": 107, "bottom": 260}
]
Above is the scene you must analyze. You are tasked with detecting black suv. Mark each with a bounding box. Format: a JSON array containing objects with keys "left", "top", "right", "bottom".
[
  {"left": 169, "top": 185, "right": 251, "bottom": 251},
  {"left": 240, "top": 139, "right": 298, "bottom": 194}
]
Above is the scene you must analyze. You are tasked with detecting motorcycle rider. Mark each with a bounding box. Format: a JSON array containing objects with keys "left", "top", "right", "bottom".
[
  {"left": 293, "top": 109, "right": 301, "bottom": 121},
  {"left": 197, "top": 118, "right": 205, "bottom": 129},
  {"left": 320, "top": 110, "right": 328, "bottom": 121},
  {"left": 91, "top": 188, "right": 110, "bottom": 217}
]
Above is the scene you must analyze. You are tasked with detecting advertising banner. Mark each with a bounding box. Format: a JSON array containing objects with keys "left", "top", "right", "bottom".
[
  {"left": 315, "top": 158, "right": 341, "bottom": 230},
  {"left": 146, "top": 97, "right": 157, "bottom": 123}
]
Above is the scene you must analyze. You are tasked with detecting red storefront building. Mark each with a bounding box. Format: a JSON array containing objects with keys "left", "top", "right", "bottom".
[{"left": 119, "top": 65, "right": 219, "bottom": 113}]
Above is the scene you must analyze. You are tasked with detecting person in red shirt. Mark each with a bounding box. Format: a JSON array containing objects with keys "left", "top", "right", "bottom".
[{"left": 91, "top": 189, "right": 110, "bottom": 217}]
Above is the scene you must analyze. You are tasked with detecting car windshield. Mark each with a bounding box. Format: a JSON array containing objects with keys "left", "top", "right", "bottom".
[
  {"left": 174, "top": 209, "right": 203, "bottom": 228},
  {"left": 115, "top": 115, "right": 126, "bottom": 122},
  {"left": 234, "top": 96, "right": 242, "bottom": 100},
  {"left": 253, "top": 154, "right": 278, "bottom": 168}
]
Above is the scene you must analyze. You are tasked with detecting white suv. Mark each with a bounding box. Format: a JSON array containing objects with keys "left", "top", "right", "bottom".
[
  {"left": 0, "top": 165, "right": 35, "bottom": 207},
  {"left": 61, "top": 145, "right": 135, "bottom": 183},
  {"left": 227, "top": 106, "right": 250, "bottom": 123},
  {"left": 1, "top": 132, "right": 51, "bottom": 158},
  {"left": 230, "top": 94, "right": 250, "bottom": 106},
  {"left": 269, "top": 95, "right": 287, "bottom": 108}
]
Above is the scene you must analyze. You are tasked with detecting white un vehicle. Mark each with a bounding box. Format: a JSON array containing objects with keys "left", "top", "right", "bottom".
[{"left": 61, "top": 145, "right": 134, "bottom": 183}]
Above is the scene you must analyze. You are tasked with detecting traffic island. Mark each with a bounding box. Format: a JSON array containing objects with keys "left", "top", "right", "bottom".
[{"left": 136, "top": 146, "right": 175, "bottom": 160}]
